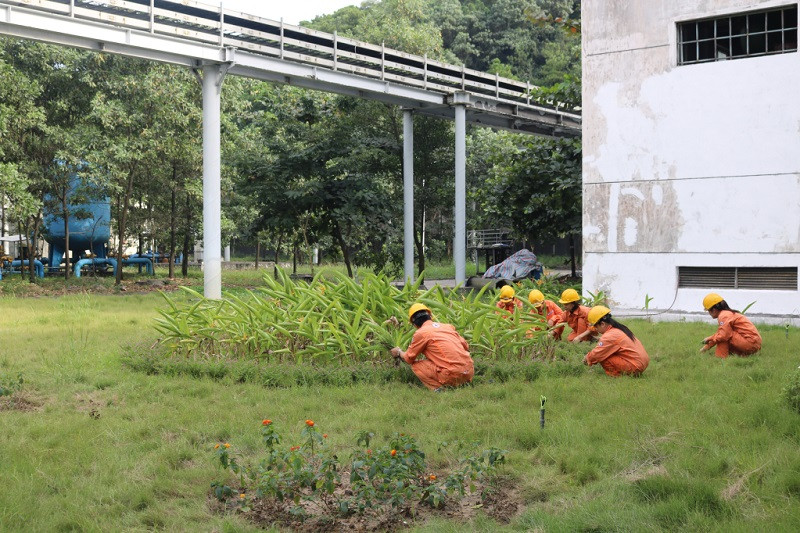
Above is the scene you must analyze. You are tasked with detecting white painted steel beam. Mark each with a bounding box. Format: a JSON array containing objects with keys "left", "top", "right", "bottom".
[
  {"left": 403, "top": 109, "right": 414, "bottom": 285},
  {"left": 202, "top": 63, "right": 223, "bottom": 300},
  {"left": 454, "top": 97, "right": 467, "bottom": 286}
]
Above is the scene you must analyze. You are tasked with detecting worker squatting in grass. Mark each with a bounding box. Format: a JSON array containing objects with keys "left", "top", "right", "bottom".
[
  {"left": 583, "top": 305, "right": 650, "bottom": 377},
  {"left": 700, "top": 292, "right": 762, "bottom": 358},
  {"left": 391, "top": 303, "right": 475, "bottom": 391}
]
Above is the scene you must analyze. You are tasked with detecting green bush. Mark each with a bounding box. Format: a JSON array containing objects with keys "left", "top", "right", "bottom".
[{"left": 782, "top": 368, "right": 800, "bottom": 413}]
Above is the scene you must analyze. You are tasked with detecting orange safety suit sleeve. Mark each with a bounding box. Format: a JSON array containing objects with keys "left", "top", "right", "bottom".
[
  {"left": 585, "top": 332, "right": 622, "bottom": 365},
  {"left": 402, "top": 327, "right": 428, "bottom": 364},
  {"left": 545, "top": 300, "right": 563, "bottom": 326}
]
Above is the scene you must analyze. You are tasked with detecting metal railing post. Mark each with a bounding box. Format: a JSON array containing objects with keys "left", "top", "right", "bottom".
[
  {"left": 333, "top": 30, "right": 338, "bottom": 70},
  {"left": 219, "top": 1, "right": 224, "bottom": 46},
  {"left": 280, "top": 18, "right": 284, "bottom": 59},
  {"left": 149, "top": 0, "right": 154, "bottom": 33}
]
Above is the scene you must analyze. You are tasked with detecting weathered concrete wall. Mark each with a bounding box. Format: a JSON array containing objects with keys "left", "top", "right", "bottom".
[{"left": 582, "top": 0, "right": 800, "bottom": 317}]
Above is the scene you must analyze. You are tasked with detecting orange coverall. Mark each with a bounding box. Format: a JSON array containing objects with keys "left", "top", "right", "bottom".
[
  {"left": 585, "top": 327, "right": 649, "bottom": 377},
  {"left": 560, "top": 305, "right": 595, "bottom": 342},
  {"left": 530, "top": 300, "right": 564, "bottom": 339},
  {"left": 707, "top": 310, "right": 762, "bottom": 358},
  {"left": 496, "top": 298, "right": 523, "bottom": 317},
  {"left": 401, "top": 321, "right": 475, "bottom": 390}
]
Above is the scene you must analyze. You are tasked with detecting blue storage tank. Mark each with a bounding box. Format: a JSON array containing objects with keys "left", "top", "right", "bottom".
[{"left": 42, "top": 165, "right": 111, "bottom": 270}]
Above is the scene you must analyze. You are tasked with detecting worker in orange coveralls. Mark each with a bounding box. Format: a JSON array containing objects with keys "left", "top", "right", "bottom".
[
  {"left": 390, "top": 303, "right": 474, "bottom": 391},
  {"left": 700, "top": 293, "right": 762, "bottom": 358},
  {"left": 528, "top": 289, "right": 564, "bottom": 339},
  {"left": 584, "top": 306, "right": 649, "bottom": 377},
  {"left": 496, "top": 285, "right": 523, "bottom": 317},
  {"left": 556, "top": 288, "right": 596, "bottom": 343}
]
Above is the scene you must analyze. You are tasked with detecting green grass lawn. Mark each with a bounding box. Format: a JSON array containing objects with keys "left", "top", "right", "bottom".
[{"left": 1, "top": 293, "right": 799, "bottom": 531}]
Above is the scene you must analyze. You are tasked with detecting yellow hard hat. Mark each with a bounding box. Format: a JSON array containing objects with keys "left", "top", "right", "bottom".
[
  {"left": 587, "top": 305, "right": 611, "bottom": 325},
  {"left": 559, "top": 288, "right": 581, "bottom": 304},
  {"left": 703, "top": 293, "right": 724, "bottom": 310},
  {"left": 499, "top": 285, "right": 515, "bottom": 301},
  {"left": 528, "top": 289, "right": 545, "bottom": 304},
  {"left": 408, "top": 303, "right": 432, "bottom": 321}
]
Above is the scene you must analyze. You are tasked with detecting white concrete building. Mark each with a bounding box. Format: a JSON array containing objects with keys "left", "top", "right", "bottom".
[{"left": 582, "top": 0, "right": 799, "bottom": 322}]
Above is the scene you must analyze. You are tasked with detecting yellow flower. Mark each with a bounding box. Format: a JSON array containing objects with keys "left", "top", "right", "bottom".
[
  {"left": 239, "top": 493, "right": 246, "bottom": 499},
  {"left": 224, "top": 443, "right": 231, "bottom": 449},
  {"left": 214, "top": 444, "right": 220, "bottom": 449}
]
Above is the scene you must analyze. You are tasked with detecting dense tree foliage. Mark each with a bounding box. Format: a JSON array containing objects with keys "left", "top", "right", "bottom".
[{"left": 1, "top": 0, "right": 582, "bottom": 280}]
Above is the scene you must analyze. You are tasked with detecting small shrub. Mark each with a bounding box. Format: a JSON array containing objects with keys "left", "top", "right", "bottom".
[{"left": 0, "top": 373, "right": 23, "bottom": 397}]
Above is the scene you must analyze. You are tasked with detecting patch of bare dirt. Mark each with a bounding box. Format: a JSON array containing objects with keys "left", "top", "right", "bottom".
[
  {"left": 0, "top": 392, "right": 43, "bottom": 412},
  {"left": 210, "top": 475, "right": 523, "bottom": 532}
]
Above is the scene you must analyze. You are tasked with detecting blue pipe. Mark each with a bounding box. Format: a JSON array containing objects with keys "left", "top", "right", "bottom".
[
  {"left": 74, "top": 258, "right": 117, "bottom": 278},
  {"left": 123, "top": 257, "right": 154, "bottom": 275},
  {"left": 11, "top": 259, "right": 44, "bottom": 278}
]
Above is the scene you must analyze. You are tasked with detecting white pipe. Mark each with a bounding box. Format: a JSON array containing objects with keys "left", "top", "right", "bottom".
[
  {"left": 202, "top": 64, "right": 222, "bottom": 299},
  {"left": 454, "top": 104, "right": 466, "bottom": 285},
  {"left": 403, "top": 109, "right": 414, "bottom": 284}
]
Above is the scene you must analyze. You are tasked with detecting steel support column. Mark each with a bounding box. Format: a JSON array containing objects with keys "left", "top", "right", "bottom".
[
  {"left": 202, "top": 64, "right": 223, "bottom": 299},
  {"left": 402, "top": 109, "right": 414, "bottom": 284},
  {"left": 454, "top": 100, "right": 467, "bottom": 285}
]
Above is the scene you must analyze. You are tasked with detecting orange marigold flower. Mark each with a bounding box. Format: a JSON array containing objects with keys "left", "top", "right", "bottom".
[
  {"left": 290, "top": 445, "right": 300, "bottom": 451},
  {"left": 239, "top": 493, "right": 246, "bottom": 499},
  {"left": 262, "top": 419, "right": 272, "bottom": 426},
  {"left": 224, "top": 443, "right": 231, "bottom": 449},
  {"left": 214, "top": 444, "right": 220, "bottom": 449},
  {"left": 391, "top": 449, "right": 397, "bottom": 456},
  {"left": 323, "top": 434, "right": 328, "bottom": 439},
  {"left": 305, "top": 420, "right": 314, "bottom": 427},
  {"left": 429, "top": 474, "right": 437, "bottom": 481},
  {"left": 367, "top": 449, "right": 372, "bottom": 455}
]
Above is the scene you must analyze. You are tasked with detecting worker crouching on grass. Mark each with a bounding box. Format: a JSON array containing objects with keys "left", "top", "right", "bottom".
[
  {"left": 557, "top": 288, "right": 596, "bottom": 343},
  {"left": 584, "top": 306, "right": 649, "bottom": 377},
  {"left": 700, "top": 293, "right": 762, "bottom": 358},
  {"left": 496, "top": 285, "right": 523, "bottom": 317},
  {"left": 528, "top": 289, "right": 564, "bottom": 339},
  {"left": 390, "top": 303, "right": 475, "bottom": 391}
]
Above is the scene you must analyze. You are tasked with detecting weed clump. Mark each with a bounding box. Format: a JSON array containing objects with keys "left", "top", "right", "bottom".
[{"left": 782, "top": 368, "right": 800, "bottom": 413}]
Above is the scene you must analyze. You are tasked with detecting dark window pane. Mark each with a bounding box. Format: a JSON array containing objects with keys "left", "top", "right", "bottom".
[
  {"left": 785, "top": 29, "right": 797, "bottom": 51},
  {"left": 786, "top": 7, "right": 797, "bottom": 29},
  {"left": 748, "top": 13, "right": 766, "bottom": 33},
  {"left": 717, "top": 18, "right": 730, "bottom": 37},
  {"left": 682, "top": 43, "right": 697, "bottom": 63},
  {"left": 716, "top": 37, "right": 731, "bottom": 58},
  {"left": 698, "top": 40, "right": 715, "bottom": 60},
  {"left": 767, "top": 31, "right": 784, "bottom": 52},
  {"left": 731, "top": 15, "right": 747, "bottom": 35},
  {"left": 731, "top": 35, "right": 747, "bottom": 56},
  {"left": 681, "top": 23, "right": 697, "bottom": 42},
  {"left": 698, "top": 19, "right": 714, "bottom": 39},
  {"left": 749, "top": 33, "right": 766, "bottom": 54},
  {"left": 767, "top": 10, "right": 783, "bottom": 31}
]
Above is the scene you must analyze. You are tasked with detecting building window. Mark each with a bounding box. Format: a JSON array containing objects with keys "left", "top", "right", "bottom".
[
  {"left": 678, "top": 5, "right": 797, "bottom": 65},
  {"left": 678, "top": 267, "right": 798, "bottom": 290}
]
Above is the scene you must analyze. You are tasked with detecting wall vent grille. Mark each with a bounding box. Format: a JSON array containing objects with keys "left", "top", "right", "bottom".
[{"left": 678, "top": 267, "right": 797, "bottom": 290}]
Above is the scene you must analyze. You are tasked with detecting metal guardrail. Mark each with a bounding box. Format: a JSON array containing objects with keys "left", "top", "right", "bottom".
[
  {"left": 468, "top": 229, "right": 513, "bottom": 249},
  {"left": 1, "top": 0, "right": 581, "bottom": 127}
]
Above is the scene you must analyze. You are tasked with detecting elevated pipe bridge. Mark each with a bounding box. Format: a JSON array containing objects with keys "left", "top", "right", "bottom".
[{"left": 0, "top": 0, "right": 582, "bottom": 294}]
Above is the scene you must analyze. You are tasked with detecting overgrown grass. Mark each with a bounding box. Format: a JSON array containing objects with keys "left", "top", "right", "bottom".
[{"left": 0, "top": 294, "right": 799, "bottom": 531}]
